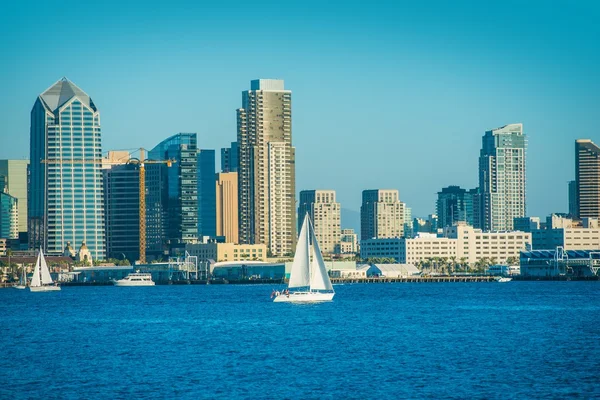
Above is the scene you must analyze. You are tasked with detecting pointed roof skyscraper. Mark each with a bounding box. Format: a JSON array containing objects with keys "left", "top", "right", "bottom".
[{"left": 38, "top": 77, "right": 96, "bottom": 112}]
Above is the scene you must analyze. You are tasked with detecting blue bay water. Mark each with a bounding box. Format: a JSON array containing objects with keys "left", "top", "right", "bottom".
[{"left": 1, "top": 282, "right": 599, "bottom": 399}]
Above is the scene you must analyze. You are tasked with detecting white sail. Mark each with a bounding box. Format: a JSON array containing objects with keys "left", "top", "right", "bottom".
[
  {"left": 40, "top": 250, "right": 53, "bottom": 285},
  {"left": 308, "top": 220, "right": 334, "bottom": 291},
  {"left": 288, "top": 214, "right": 311, "bottom": 289},
  {"left": 30, "top": 253, "right": 41, "bottom": 287}
]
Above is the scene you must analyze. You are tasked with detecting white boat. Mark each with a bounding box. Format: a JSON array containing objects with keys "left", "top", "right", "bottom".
[
  {"left": 273, "top": 214, "right": 335, "bottom": 303},
  {"left": 113, "top": 273, "right": 155, "bottom": 286},
  {"left": 496, "top": 277, "right": 512, "bottom": 283},
  {"left": 29, "top": 249, "right": 61, "bottom": 292},
  {"left": 13, "top": 268, "right": 27, "bottom": 289}
]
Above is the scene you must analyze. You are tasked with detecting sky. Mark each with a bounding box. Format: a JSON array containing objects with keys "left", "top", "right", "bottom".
[{"left": 0, "top": 0, "right": 598, "bottom": 221}]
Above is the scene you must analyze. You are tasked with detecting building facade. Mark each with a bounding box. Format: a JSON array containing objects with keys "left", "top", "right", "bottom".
[
  {"left": 361, "top": 223, "right": 531, "bottom": 266},
  {"left": 575, "top": 139, "right": 600, "bottom": 218},
  {"left": 185, "top": 242, "right": 267, "bottom": 262},
  {"left": 568, "top": 180, "right": 578, "bottom": 217},
  {"left": 221, "top": 142, "right": 238, "bottom": 173},
  {"left": 237, "top": 79, "right": 295, "bottom": 256},
  {"left": 149, "top": 133, "right": 198, "bottom": 248},
  {"left": 360, "top": 189, "right": 404, "bottom": 240},
  {"left": 436, "top": 186, "right": 478, "bottom": 229},
  {"left": 0, "top": 190, "right": 18, "bottom": 239},
  {"left": 336, "top": 228, "right": 359, "bottom": 254},
  {"left": 402, "top": 203, "right": 413, "bottom": 238},
  {"left": 216, "top": 172, "right": 239, "bottom": 243},
  {"left": 479, "top": 123, "right": 527, "bottom": 231},
  {"left": 29, "top": 78, "right": 105, "bottom": 259},
  {"left": 103, "top": 161, "right": 139, "bottom": 262},
  {"left": 532, "top": 227, "right": 600, "bottom": 251},
  {"left": 298, "top": 190, "right": 341, "bottom": 254},
  {"left": 513, "top": 217, "right": 541, "bottom": 232},
  {"left": 197, "top": 149, "right": 216, "bottom": 238},
  {"left": 0, "top": 160, "right": 29, "bottom": 233}
]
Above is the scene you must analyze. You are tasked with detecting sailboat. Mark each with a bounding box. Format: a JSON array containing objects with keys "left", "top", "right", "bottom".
[
  {"left": 273, "top": 214, "right": 335, "bottom": 303},
  {"left": 13, "top": 268, "right": 27, "bottom": 289},
  {"left": 29, "top": 249, "right": 61, "bottom": 292}
]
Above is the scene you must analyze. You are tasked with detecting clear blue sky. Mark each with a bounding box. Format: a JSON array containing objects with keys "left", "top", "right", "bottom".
[{"left": 1, "top": 0, "right": 598, "bottom": 221}]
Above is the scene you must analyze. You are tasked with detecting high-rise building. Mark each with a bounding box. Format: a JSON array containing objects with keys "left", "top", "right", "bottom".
[
  {"left": 0, "top": 160, "right": 29, "bottom": 233},
  {"left": 216, "top": 172, "right": 238, "bottom": 243},
  {"left": 29, "top": 78, "right": 105, "bottom": 259},
  {"left": 237, "top": 79, "right": 295, "bottom": 256},
  {"left": 298, "top": 190, "right": 341, "bottom": 254},
  {"left": 103, "top": 160, "right": 139, "bottom": 262},
  {"left": 513, "top": 216, "right": 540, "bottom": 232},
  {"left": 221, "top": 142, "right": 238, "bottom": 173},
  {"left": 402, "top": 203, "right": 413, "bottom": 238},
  {"left": 479, "top": 123, "right": 527, "bottom": 231},
  {"left": 0, "top": 177, "right": 18, "bottom": 239},
  {"left": 575, "top": 139, "right": 600, "bottom": 218},
  {"left": 149, "top": 133, "right": 198, "bottom": 248},
  {"left": 568, "top": 180, "right": 578, "bottom": 217},
  {"left": 360, "top": 189, "right": 404, "bottom": 240},
  {"left": 197, "top": 149, "right": 216, "bottom": 238},
  {"left": 436, "top": 186, "right": 478, "bottom": 229}
]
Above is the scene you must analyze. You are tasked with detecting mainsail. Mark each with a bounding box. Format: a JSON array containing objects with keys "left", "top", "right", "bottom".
[
  {"left": 40, "top": 251, "right": 53, "bottom": 284},
  {"left": 309, "top": 220, "right": 334, "bottom": 291},
  {"left": 30, "top": 253, "right": 41, "bottom": 287},
  {"left": 288, "top": 215, "right": 310, "bottom": 289}
]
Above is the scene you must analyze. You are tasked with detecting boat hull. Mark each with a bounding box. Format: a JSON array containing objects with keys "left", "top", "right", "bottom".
[
  {"left": 13, "top": 285, "right": 27, "bottom": 290},
  {"left": 29, "top": 285, "right": 61, "bottom": 292},
  {"left": 113, "top": 281, "right": 155, "bottom": 287},
  {"left": 273, "top": 291, "right": 334, "bottom": 303}
]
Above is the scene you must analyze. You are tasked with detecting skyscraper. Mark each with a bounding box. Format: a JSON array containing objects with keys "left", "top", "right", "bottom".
[
  {"left": 29, "top": 78, "right": 105, "bottom": 259},
  {"left": 103, "top": 161, "right": 139, "bottom": 262},
  {"left": 221, "top": 142, "right": 238, "bottom": 173},
  {"left": 197, "top": 149, "right": 216, "bottom": 238},
  {"left": 575, "top": 139, "right": 600, "bottom": 218},
  {"left": 479, "top": 123, "right": 527, "bottom": 231},
  {"left": 298, "top": 190, "right": 341, "bottom": 254},
  {"left": 149, "top": 133, "right": 198, "bottom": 247},
  {"left": 568, "top": 180, "right": 578, "bottom": 217},
  {"left": 216, "top": 172, "right": 238, "bottom": 243},
  {"left": 0, "top": 176, "right": 18, "bottom": 239},
  {"left": 360, "top": 189, "right": 404, "bottom": 240},
  {"left": 237, "top": 79, "right": 295, "bottom": 256},
  {"left": 0, "top": 160, "right": 29, "bottom": 233},
  {"left": 436, "top": 186, "right": 478, "bottom": 229},
  {"left": 402, "top": 202, "right": 412, "bottom": 238}
]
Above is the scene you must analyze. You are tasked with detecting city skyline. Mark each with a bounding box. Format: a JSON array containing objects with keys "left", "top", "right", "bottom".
[{"left": 1, "top": 1, "right": 598, "bottom": 219}]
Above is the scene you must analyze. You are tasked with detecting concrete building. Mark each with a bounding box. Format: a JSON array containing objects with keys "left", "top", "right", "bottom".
[
  {"left": 575, "top": 139, "right": 600, "bottom": 218},
  {"left": 336, "top": 228, "right": 358, "bottom": 254},
  {"left": 479, "top": 123, "right": 527, "bottom": 231},
  {"left": 186, "top": 242, "right": 267, "bottom": 262},
  {"left": 197, "top": 149, "right": 216, "bottom": 238},
  {"left": 216, "top": 172, "right": 239, "bottom": 244},
  {"left": 361, "top": 223, "right": 531, "bottom": 266},
  {"left": 237, "top": 79, "right": 295, "bottom": 256},
  {"left": 0, "top": 160, "right": 28, "bottom": 233},
  {"left": 29, "top": 78, "right": 105, "bottom": 259},
  {"left": 361, "top": 189, "right": 404, "bottom": 240},
  {"left": 436, "top": 186, "right": 478, "bottom": 229},
  {"left": 532, "top": 226, "right": 600, "bottom": 251},
  {"left": 298, "top": 190, "right": 340, "bottom": 254},
  {"left": 513, "top": 217, "right": 541, "bottom": 232}
]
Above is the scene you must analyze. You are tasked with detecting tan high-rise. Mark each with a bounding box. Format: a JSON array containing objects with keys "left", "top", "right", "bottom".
[
  {"left": 576, "top": 139, "right": 600, "bottom": 218},
  {"left": 361, "top": 189, "right": 404, "bottom": 239},
  {"left": 216, "top": 172, "right": 239, "bottom": 243},
  {"left": 237, "top": 79, "right": 296, "bottom": 256},
  {"left": 298, "top": 190, "right": 341, "bottom": 254}
]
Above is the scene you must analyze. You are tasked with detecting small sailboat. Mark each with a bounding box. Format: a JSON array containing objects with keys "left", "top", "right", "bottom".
[
  {"left": 13, "top": 268, "right": 27, "bottom": 289},
  {"left": 29, "top": 249, "right": 61, "bottom": 292},
  {"left": 273, "top": 214, "right": 335, "bottom": 303}
]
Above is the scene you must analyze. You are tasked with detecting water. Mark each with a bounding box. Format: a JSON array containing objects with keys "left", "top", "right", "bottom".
[{"left": 1, "top": 282, "right": 599, "bottom": 399}]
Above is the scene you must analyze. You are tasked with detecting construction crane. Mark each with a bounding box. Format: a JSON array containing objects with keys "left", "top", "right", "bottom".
[{"left": 42, "top": 149, "right": 175, "bottom": 264}]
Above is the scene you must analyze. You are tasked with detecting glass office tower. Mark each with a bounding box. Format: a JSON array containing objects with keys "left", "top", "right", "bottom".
[{"left": 29, "top": 78, "right": 105, "bottom": 259}]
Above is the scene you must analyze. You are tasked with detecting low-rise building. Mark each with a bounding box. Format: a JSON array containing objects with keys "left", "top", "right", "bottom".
[
  {"left": 520, "top": 249, "right": 600, "bottom": 277},
  {"left": 532, "top": 228, "right": 600, "bottom": 250},
  {"left": 335, "top": 228, "right": 359, "bottom": 254},
  {"left": 186, "top": 242, "right": 267, "bottom": 262},
  {"left": 361, "top": 223, "right": 531, "bottom": 266}
]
